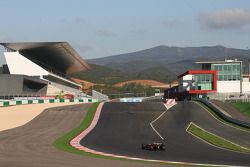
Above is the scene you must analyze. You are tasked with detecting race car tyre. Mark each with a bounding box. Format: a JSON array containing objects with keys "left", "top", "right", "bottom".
[
  {"left": 160, "top": 145, "right": 166, "bottom": 151},
  {"left": 141, "top": 144, "right": 145, "bottom": 149}
]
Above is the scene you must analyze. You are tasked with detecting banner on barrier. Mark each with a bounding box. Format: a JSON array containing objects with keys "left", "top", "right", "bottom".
[{"left": 120, "top": 98, "right": 143, "bottom": 102}]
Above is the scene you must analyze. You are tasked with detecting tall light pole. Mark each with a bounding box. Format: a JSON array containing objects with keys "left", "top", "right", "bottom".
[{"left": 246, "top": 47, "right": 250, "bottom": 75}]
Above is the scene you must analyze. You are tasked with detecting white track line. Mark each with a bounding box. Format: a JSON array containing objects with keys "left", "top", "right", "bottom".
[
  {"left": 150, "top": 110, "right": 167, "bottom": 140},
  {"left": 149, "top": 103, "right": 176, "bottom": 140}
]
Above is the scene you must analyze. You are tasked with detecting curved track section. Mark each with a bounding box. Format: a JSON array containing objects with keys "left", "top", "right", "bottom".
[
  {"left": 0, "top": 104, "right": 160, "bottom": 167},
  {"left": 80, "top": 102, "right": 250, "bottom": 166}
]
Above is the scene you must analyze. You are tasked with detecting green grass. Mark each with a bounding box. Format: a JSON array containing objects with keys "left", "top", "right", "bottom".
[
  {"left": 187, "top": 123, "right": 250, "bottom": 154},
  {"left": 193, "top": 101, "right": 250, "bottom": 132},
  {"left": 53, "top": 102, "right": 100, "bottom": 155},
  {"left": 53, "top": 102, "right": 227, "bottom": 167},
  {"left": 230, "top": 102, "right": 250, "bottom": 117}
]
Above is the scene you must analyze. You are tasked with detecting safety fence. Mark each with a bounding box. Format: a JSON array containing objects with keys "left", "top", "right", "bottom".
[
  {"left": 0, "top": 98, "right": 98, "bottom": 107},
  {"left": 142, "top": 96, "right": 162, "bottom": 102},
  {"left": 193, "top": 98, "right": 250, "bottom": 129}
]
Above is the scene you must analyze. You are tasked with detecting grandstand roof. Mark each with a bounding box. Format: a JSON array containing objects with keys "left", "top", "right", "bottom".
[{"left": 0, "top": 42, "right": 91, "bottom": 75}]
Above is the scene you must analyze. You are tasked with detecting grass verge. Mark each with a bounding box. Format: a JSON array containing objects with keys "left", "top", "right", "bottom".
[
  {"left": 193, "top": 101, "right": 250, "bottom": 132},
  {"left": 187, "top": 122, "right": 250, "bottom": 154},
  {"left": 53, "top": 102, "right": 100, "bottom": 155},
  {"left": 230, "top": 102, "right": 250, "bottom": 117},
  {"left": 53, "top": 102, "right": 226, "bottom": 167}
]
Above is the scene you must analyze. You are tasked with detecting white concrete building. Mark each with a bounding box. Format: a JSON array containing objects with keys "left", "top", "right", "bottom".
[{"left": 195, "top": 60, "right": 250, "bottom": 98}]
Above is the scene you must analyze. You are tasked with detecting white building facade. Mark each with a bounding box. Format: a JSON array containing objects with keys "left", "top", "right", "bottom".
[{"left": 196, "top": 60, "right": 250, "bottom": 97}]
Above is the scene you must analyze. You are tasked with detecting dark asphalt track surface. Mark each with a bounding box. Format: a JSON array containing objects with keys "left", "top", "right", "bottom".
[
  {"left": 80, "top": 101, "right": 250, "bottom": 166},
  {"left": 0, "top": 104, "right": 163, "bottom": 167}
]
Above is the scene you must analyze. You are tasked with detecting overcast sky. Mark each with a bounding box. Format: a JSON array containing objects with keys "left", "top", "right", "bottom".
[{"left": 1, "top": 0, "right": 250, "bottom": 64}]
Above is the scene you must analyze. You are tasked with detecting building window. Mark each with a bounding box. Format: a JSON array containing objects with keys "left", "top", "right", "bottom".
[
  {"left": 192, "top": 74, "right": 214, "bottom": 90},
  {"left": 211, "top": 63, "right": 241, "bottom": 81}
]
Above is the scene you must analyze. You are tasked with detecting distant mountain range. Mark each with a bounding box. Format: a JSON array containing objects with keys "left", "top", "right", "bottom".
[{"left": 72, "top": 45, "right": 250, "bottom": 84}]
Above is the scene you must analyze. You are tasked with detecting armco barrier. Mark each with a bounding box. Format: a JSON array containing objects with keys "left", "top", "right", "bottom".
[
  {"left": 142, "top": 96, "right": 162, "bottom": 102},
  {"left": 193, "top": 98, "right": 250, "bottom": 129},
  {"left": 0, "top": 98, "right": 98, "bottom": 107}
]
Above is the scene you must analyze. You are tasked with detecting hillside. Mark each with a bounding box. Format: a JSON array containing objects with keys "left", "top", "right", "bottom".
[
  {"left": 70, "top": 64, "right": 133, "bottom": 84},
  {"left": 88, "top": 45, "right": 250, "bottom": 75},
  {"left": 114, "top": 80, "right": 169, "bottom": 88},
  {"left": 71, "top": 78, "right": 95, "bottom": 90},
  {"left": 72, "top": 45, "right": 250, "bottom": 85}
]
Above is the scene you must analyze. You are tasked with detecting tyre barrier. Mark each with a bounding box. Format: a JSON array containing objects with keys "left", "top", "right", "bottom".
[
  {"left": 193, "top": 98, "right": 250, "bottom": 129},
  {"left": 0, "top": 98, "right": 98, "bottom": 107}
]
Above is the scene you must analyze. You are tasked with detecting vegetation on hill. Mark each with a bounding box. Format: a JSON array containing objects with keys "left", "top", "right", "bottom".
[
  {"left": 88, "top": 45, "right": 250, "bottom": 75},
  {"left": 93, "top": 82, "right": 155, "bottom": 99},
  {"left": 70, "top": 63, "right": 176, "bottom": 84},
  {"left": 70, "top": 64, "right": 131, "bottom": 84},
  {"left": 135, "top": 66, "right": 177, "bottom": 82},
  {"left": 88, "top": 45, "right": 235, "bottom": 65},
  {"left": 114, "top": 80, "right": 168, "bottom": 87}
]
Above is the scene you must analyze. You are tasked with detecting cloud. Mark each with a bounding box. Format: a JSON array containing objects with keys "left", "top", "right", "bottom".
[
  {"left": 197, "top": 9, "right": 250, "bottom": 30},
  {"left": 94, "top": 30, "right": 116, "bottom": 37}
]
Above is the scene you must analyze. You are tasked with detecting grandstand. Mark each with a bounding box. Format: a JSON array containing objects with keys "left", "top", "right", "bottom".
[{"left": 0, "top": 42, "right": 90, "bottom": 99}]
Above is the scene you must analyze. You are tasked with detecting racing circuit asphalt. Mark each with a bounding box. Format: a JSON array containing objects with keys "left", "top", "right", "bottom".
[
  {"left": 80, "top": 101, "right": 250, "bottom": 166},
  {"left": 0, "top": 104, "right": 163, "bottom": 167}
]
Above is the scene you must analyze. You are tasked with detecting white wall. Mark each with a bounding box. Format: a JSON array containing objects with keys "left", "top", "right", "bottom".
[
  {"left": 183, "top": 75, "right": 193, "bottom": 80},
  {"left": 217, "top": 81, "right": 240, "bottom": 93},
  {"left": 243, "top": 82, "right": 250, "bottom": 93},
  {"left": 4, "top": 51, "right": 49, "bottom": 76}
]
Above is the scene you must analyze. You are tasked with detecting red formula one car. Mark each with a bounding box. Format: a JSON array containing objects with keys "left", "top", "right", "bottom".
[{"left": 141, "top": 142, "right": 166, "bottom": 151}]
